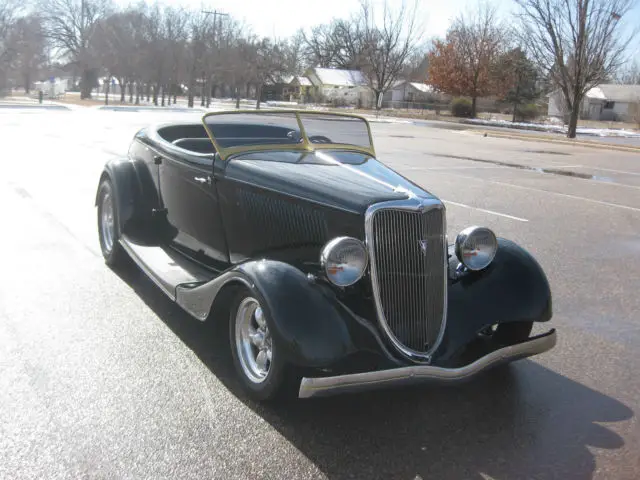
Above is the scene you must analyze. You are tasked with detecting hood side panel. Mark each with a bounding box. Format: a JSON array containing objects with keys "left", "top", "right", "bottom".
[
  {"left": 224, "top": 150, "right": 436, "bottom": 214},
  {"left": 217, "top": 180, "right": 363, "bottom": 267}
]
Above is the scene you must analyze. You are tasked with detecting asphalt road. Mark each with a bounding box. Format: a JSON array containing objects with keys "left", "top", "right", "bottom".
[{"left": 1, "top": 108, "right": 639, "bottom": 480}]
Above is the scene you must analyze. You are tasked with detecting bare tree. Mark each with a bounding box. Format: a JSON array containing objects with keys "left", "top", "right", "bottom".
[
  {"left": 254, "top": 38, "right": 287, "bottom": 109},
  {"left": 185, "top": 10, "right": 208, "bottom": 108},
  {"left": 94, "top": 9, "right": 147, "bottom": 103},
  {"left": 331, "top": 17, "right": 368, "bottom": 70},
  {"left": 616, "top": 61, "right": 640, "bottom": 84},
  {"left": 41, "top": 0, "right": 112, "bottom": 98},
  {"left": 0, "top": 0, "right": 22, "bottom": 93},
  {"left": 302, "top": 23, "right": 340, "bottom": 68},
  {"left": 301, "top": 0, "right": 420, "bottom": 104},
  {"left": 401, "top": 50, "right": 429, "bottom": 82},
  {"left": 207, "top": 15, "right": 242, "bottom": 102},
  {"left": 283, "top": 30, "right": 306, "bottom": 74},
  {"left": 515, "top": 0, "right": 637, "bottom": 138},
  {"left": 11, "top": 15, "right": 48, "bottom": 93},
  {"left": 355, "top": 0, "right": 421, "bottom": 107},
  {"left": 228, "top": 35, "right": 259, "bottom": 107},
  {"left": 164, "top": 8, "right": 189, "bottom": 105}
]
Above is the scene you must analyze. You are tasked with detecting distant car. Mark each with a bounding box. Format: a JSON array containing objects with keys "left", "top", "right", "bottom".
[{"left": 95, "top": 110, "right": 556, "bottom": 400}]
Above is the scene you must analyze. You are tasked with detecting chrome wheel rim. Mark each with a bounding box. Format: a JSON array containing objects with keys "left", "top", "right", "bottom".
[
  {"left": 100, "top": 191, "right": 115, "bottom": 253},
  {"left": 235, "top": 297, "right": 272, "bottom": 384}
]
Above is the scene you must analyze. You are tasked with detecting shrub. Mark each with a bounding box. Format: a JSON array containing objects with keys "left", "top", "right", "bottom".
[
  {"left": 515, "top": 103, "right": 539, "bottom": 121},
  {"left": 451, "top": 97, "right": 473, "bottom": 118}
]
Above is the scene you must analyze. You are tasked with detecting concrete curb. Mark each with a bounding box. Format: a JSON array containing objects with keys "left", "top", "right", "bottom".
[{"left": 472, "top": 129, "right": 640, "bottom": 153}]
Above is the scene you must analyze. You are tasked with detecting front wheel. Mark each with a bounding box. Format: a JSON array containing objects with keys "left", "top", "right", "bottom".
[
  {"left": 97, "top": 178, "right": 127, "bottom": 267},
  {"left": 229, "top": 289, "right": 296, "bottom": 401}
]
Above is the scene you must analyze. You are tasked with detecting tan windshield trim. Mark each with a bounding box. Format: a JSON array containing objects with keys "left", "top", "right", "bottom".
[{"left": 201, "top": 109, "right": 376, "bottom": 161}]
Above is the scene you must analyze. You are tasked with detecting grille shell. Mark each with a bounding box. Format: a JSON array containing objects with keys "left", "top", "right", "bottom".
[{"left": 365, "top": 199, "right": 447, "bottom": 362}]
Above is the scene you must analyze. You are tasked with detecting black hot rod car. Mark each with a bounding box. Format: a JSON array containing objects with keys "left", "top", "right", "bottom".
[{"left": 96, "top": 110, "right": 556, "bottom": 400}]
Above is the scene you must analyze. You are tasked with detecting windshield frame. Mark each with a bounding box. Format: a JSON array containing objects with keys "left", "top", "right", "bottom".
[{"left": 201, "top": 109, "right": 376, "bottom": 161}]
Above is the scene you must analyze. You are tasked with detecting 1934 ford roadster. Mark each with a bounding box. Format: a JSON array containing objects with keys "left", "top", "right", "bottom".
[{"left": 95, "top": 111, "right": 556, "bottom": 400}]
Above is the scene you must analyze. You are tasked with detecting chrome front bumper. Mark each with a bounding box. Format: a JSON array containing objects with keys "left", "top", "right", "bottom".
[{"left": 299, "top": 329, "right": 557, "bottom": 398}]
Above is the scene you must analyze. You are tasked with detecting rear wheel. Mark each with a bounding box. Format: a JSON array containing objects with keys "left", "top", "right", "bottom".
[
  {"left": 97, "top": 178, "right": 127, "bottom": 267},
  {"left": 229, "top": 289, "right": 295, "bottom": 401}
]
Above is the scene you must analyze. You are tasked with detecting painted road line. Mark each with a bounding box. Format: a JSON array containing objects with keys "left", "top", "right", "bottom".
[
  {"left": 400, "top": 166, "right": 508, "bottom": 170},
  {"left": 569, "top": 165, "right": 640, "bottom": 176},
  {"left": 442, "top": 199, "right": 529, "bottom": 222},
  {"left": 439, "top": 172, "right": 640, "bottom": 214}
]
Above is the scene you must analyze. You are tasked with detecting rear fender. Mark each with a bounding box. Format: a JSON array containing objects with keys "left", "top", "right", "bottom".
[
  {"left": 96, "top": 155, "right": 158, "bottom": 236},
  {"left": 96, "top": 157, "right": 138, "bottom": 235}
]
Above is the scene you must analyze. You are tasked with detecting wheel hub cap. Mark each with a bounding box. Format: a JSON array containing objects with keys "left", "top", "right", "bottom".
[
  {"left": 100, "top": 192, "right": 115, "bottom": 252},
  {"left": 235, "top": 298, "right": 272, "bottom": 384}
]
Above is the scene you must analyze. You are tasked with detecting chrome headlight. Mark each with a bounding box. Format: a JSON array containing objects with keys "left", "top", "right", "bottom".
[
  {"left": 320, "top": 237, "right": 368, "bottom": 287},
  {"left": 455, "top": 226, "right": 498, "bottom": 271}
]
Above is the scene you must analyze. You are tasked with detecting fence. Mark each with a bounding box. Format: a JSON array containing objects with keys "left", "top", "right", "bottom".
[{"left": 381, "top": 100, "right": 452, "bottom": 113}]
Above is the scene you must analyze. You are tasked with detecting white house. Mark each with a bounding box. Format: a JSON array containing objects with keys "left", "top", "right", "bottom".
[
  {"left": 284, "top": 76, "right": 313, "bottom": 102},
  {"left": 97, "top": 77, "right": 124, "bottom": 96},
  {"left": 548, "top": 84, "right": 640, "bottom": 121},
  {"left": 33, "top": 77, "right": 69, "bottom": 98},
  {"left": 304, "top": 67, "right": 371, "bottom": 105},
  {"left": 383, "top": 81, "right": 445, "bottom": 103}
]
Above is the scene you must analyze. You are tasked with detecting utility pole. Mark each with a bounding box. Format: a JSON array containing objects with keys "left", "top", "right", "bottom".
[{"left": 201, "top": 9, "right": 229, "bottom": 107}]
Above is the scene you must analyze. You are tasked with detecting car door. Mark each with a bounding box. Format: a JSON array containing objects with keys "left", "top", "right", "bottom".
[{"left": 158, "top": 151, "right": 229, "bottom": 268}]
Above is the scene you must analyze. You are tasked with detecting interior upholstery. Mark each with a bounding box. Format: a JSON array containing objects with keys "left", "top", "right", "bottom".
[
  {"left": 172, "top": 138, "right": 217, "bottom": 154},
  {"left": 156, "top": 122, "right": 300, "bottom": 156}
]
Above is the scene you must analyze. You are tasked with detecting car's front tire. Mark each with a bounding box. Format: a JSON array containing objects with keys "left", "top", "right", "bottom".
[
  {"left": 229, "top": 288, "right": 297, "bottom": 401},
  {"left": 97, "top": 178, "right": 127, "bottom": 267}
]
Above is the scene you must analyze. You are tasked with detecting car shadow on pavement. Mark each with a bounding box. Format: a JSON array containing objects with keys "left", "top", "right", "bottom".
[{"left": 115, "top": 264, "right": 634, "bottom": 480}]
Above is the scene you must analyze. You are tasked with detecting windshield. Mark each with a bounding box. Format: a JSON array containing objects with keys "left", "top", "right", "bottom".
[{"left": 202, "top": 110, "right": 374, "bottom": 160}]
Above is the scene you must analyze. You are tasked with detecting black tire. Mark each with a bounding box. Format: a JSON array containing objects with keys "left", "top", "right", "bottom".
[
  {"left": 97, "top": 178, "right": 128, "bottom": 267},
  {"left": 493, "top": 321, "right": 533, "bottom": 345},
  {"left": 228, "top": 288, "right": 297, "bottom": 401}
]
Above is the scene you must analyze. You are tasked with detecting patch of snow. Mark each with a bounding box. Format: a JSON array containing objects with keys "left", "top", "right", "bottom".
[
  {"left": 361, "top": 114, "right": 412, "bottom": 124},
  {"left": 264, "top": 101, "right": 299, "bottom": 107},
  {"left": 586, "top": 87, "right": 606, "bottom": 100},
  {"left": 467, "top": 118, "right": 640, "bottom": 138},
  {"left": 291, "top": 76, "right": 312, "bottom": 86},
  {"left": 311, "top": 68, "right": 367, "bottom": 87},
  {"left": 409, "top": 83, "right": 433, "bottom": 93}
]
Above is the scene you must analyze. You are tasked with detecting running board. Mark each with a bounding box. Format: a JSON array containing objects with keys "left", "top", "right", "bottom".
[{"left": 120, "top": 236, "right": 215, "bottom": 300}]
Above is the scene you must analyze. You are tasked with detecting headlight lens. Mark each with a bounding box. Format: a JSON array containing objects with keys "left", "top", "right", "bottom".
[
  {"left": 321, "top": 237, "right": 368, "bottom": 286},
  {"left": 455, "top": 226, "right": 498, "bottom": 271}
]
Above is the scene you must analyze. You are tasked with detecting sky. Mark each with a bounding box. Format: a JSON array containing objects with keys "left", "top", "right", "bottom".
[
  {"left": 118, "top": 0, "right": 639, "bottom": 58},
  {"left": 117, "top": 0, "right": 515, "bottom": 40}
]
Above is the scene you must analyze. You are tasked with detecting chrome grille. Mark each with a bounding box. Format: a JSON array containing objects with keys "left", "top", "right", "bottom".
[{"left": 368, "top": 203, "right": 446, "bottom": 358}]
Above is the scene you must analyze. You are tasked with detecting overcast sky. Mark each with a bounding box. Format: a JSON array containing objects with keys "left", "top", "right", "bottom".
[
  {"left": 116, "top": 0, "right": 513, "bottom": 39},
  {"left": 118, "top": 0, "right": 639, "bottom": 58}
]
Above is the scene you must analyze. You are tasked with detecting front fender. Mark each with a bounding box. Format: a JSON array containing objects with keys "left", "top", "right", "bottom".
[
  {"left": 432, "top": 238, "right": 553, "bottom": 363},
  {"left": 237, "top": 261, "right": 358, "bottom": 368},
  {"left": 177, "top": 259, "right": 400, "bottom": 369}
]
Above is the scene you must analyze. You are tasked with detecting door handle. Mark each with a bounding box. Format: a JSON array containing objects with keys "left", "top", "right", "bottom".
[{"left": 194, "top": 176, "right": 211, "bottom": 185}]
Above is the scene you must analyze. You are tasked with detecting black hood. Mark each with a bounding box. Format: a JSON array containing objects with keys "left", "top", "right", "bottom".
[{"left": 223, "top": 150, "right": 437, "bottom": 214}]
